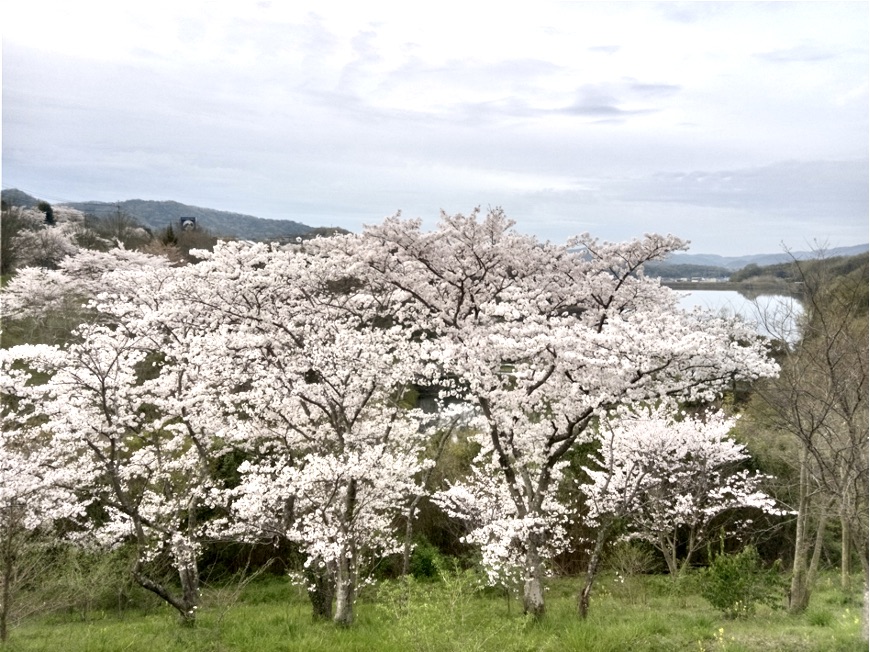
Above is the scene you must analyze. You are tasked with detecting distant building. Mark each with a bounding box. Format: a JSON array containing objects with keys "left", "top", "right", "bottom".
[{"left": 180, "top": 216, "right": 196, "bottom": 230}]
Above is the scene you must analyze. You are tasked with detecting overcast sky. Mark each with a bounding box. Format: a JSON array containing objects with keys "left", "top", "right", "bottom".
[{"left": 3, "top": 1, "right": 868, "bottom": 255}]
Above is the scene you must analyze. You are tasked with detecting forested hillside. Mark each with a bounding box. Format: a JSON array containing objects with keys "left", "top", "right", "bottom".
[
  {"left": 663, "top": 245, "right": 869, "bottom": 270},
  {"left": 63, "top": 198, "right": 315, "bottom": 241},
  {"left": 645, "top": 249, "right": 868, "bottom": 282},
  {"left": 1, "top": 189, "right": 332, "bottom": 243},
  {"left": 730, "top": 252, "right": 869, "bottom": 287}
]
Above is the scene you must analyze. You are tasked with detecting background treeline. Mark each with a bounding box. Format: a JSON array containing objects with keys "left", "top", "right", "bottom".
[
  {"left": 644, "top": 251, "right": 868, "bottom": 284},
  {"left": 642, "top": 261, "right": 732, "bottom": 280},
  {"left": 729, "top": 254, "right": 870, "bottom": 287}
]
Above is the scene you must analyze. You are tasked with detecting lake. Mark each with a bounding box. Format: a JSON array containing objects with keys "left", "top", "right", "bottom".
[{"left": 676, "top": 290, "right": 803, "bottom": 342}]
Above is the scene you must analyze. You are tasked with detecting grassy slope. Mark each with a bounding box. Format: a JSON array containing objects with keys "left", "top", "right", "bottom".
[{"left": 4, "top": 573, "right": 865, "bottom": 652}]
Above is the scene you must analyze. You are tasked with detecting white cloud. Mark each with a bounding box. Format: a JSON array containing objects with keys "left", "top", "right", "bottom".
[{"left": 2, "top": 1, "right": 867, "bottom": 255}]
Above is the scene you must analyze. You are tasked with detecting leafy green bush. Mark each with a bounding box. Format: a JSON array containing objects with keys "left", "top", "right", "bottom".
[
  {"left": 700, "top": 546, "right": 785, "bottom": 618},
  {"left": 409, "top": 540, "right": 445, "bottom": 580}
]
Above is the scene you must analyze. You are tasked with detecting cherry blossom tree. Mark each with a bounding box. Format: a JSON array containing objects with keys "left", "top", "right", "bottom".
[
  {"left": 160, "top": 239, "right": 436, "bottom": 626},
  {"left": 0, "top": 356, "right": 91, "bottom": 642},
  {"left": 434, "top": 441, "right": 574, "bottom": 594},
  {"left": 1, "top": 247, "right": 171, "bottom": 321},
  {"left": 217, "top": 326, "right": 430, "bottom": 626},
  {"left": 579, "top": 405, "right": 782, "bottom": 615},
  {"left": 2, "top": 234, "right": 439, "bottom": 627},
  {"left": 6, "top": 206, "right": 79, "bottom": 270},
  {"left": 0, "top": 209, "right": 781, "bottom": 626},
  {"left": 1, "top": 247, "right": 172, "bottom": 350},
  {"left": 355, "top": 208, "right": 779, "bottom": 618},
  {"left": 1, "top": 291, "right": 224, "bottom": 625}
]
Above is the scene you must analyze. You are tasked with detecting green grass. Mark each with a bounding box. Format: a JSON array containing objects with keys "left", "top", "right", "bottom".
[{"left": 3, "top": 573, "right": 866, "bottom": 652}]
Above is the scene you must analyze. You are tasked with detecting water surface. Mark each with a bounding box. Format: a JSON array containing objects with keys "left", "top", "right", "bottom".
[{"left": 677, "top": 290, "right": 803, "bottom": 341}]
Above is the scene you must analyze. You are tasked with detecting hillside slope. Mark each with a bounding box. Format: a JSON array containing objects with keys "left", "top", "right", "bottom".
[
  {"left": 63, "top": 199, "right": 313, "bottom": 241},
  {"left": 2, "top": 189, "right": 315, "bottom": 241},
  {"left": 665, "top": 245, "right": 868, "bottom": 270}
]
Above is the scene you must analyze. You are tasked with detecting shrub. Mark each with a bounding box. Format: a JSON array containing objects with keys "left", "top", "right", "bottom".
[
  {"left": 409, "top": 540, "right": 445, "bottom": 580},
  {"left": 605, "top": 540, "right": 660, "bottom": 577},
  {"left": 12, "top": 542, "right": 159, "bottom": 621},
  {"left": 700, "top": 546, "right": 784, "bottom": 618}
]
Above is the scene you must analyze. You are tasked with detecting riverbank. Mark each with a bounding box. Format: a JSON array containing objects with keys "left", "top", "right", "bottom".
[{"left": 663, "top": 281, "right": 801, "bottom": 296}]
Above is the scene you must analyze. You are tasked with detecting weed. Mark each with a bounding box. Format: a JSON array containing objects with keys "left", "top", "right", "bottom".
[{"left": 807, "top": 608, "right": 834, "bottom": 627}]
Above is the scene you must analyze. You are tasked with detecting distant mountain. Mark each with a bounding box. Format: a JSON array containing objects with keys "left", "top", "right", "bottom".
[
  {"left": 2, "top": 189, "right": 315, "bottom": 241},
  {"left": 664, "top": 245, "right": 869, "bottom": 270},
  {"left": 1, "top": 188, "right": 40, "bottom": 209},
  {"left": 62, "top": 199, "right": 314, "bottom": 241}
]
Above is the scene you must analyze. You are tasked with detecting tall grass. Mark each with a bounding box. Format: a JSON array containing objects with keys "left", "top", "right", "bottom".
[{"left": 2, "top": 571, "right": 866, "bottom": 652}]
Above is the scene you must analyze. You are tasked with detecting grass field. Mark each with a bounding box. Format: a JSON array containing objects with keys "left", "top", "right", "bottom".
[{"left": 3, "top": 571, "right": 866, "bottom": 652}]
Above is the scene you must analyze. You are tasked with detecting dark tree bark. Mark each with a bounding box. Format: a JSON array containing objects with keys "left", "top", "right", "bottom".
[{"left": 305, "top": 564, "right": 336, "bottom": 620}]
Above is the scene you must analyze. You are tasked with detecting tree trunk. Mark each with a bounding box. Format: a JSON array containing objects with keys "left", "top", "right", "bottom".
[
  {"left": 659, "top": 531, "right": 679, "bottom": 577},
  {"left": 334, "top": 553, "right": 356, "bottom": 627},
  {"left": 789, "top": 454, "right": 812, "bottom": 614},
  {"left": 579, "top": 524, "right": 611, "bottom": 619},
  {"left": 807, "top": 501, "right": 831, "bottom": 588},
  {"left": 0, "top": 525, "right": 12, "bottom": 643},
  {"left": 841, "top": 508, "right": 852, "bottom": 593},
  {"left": 402, "top": 514, "right": 414, "bottom": 577},
  {"left": 790, "top": 552, "right": 810, "bottom": 613},
  {"left": 172, "top": 516, "right": 201, "bottom": 627},
  {"left": 677, "top": 526, "right": 700, "bottom": 576},
  {"left": 132, "top": 558, "right": 196, "bottom": 626},
  {"left": 305, "top": 563, "right": 335, "bottom": 620},
  {"left": 522, "top": 535, "right": 545, "bottom": 619},
  {"left": 334, "top": 479, "right": 358, "bottom": 627},
  {"left": 178, "top": 562, "right": 199, "bottom": 627}
]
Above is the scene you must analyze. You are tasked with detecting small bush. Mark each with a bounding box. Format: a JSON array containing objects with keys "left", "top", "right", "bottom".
[
  {"left": 648, "top": 570, "right": 700, "bottom": 596},
  {"left": 700, "top": 546, "right": 785, "bottom": 618},
  {"left": 605, "top": 540, "right": 660, "bottom": 577},
  {"left": 409, "top": 540, "right": 444, "bottom": 580}
]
